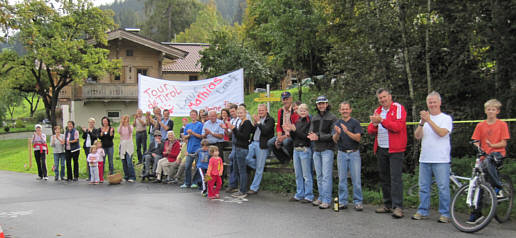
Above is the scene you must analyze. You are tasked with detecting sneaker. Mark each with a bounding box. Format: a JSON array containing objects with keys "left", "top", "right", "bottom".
[
  {"left": 232, "top": 191, "right": 248, "bottom": 198},
  {"left": 128, "top": 179, "right": 135, "bottom": 183},
  {"left": 247, "top": 190, "right": 258, "bottom": 195},
  {"left": 43, "top": 177, "right": 48, "bottom": 180},
  {"left": 289, "top": 197, "right": 300, "bottom": 202},
  {"left": 191, "top": 184, "right": 199, "bottom": 189},
  {"left": 338, "top": 204, "right": 348, "bottom": 210},
  {"left": 225, "top": 187, "right": 238, "bottom": 193},
  {"left": 319, "top": 203, "right": 330, "bottom": 209},
  {"left": 495, "top": 188, "right": 504, "bottom": 198},
  {"left": 300, "top": 199, "right": 312, "bottom": 204},
  {"left": 375, "top": 207, "right": 392, "bottom": 213},
  {"left": 354, "top": 204, "right": 363, "bottom": 211},
  {"left": 392, "top": 208, "right": 404, "bottom": 218},
  {"left": 411, "top": 213, "right": 428, "bottom": 220},
  {"left": 466, "top": 214, "right": 484, "bottom": 225},
  {"left": 312, "top": 200, "right": 322, "bottom": 206},
  {"left": 167, "top": 179, "right": 178, "bottom": 184},
  {"left": 438, "top": 215, "right": 449, "bottom": 223},
  {"left": 180, "top": 184, "right": 190, "bottom": 188}
]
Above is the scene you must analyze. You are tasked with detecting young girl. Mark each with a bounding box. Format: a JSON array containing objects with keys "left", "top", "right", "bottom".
[
  {"left": 95, "top": 140, "right": 105, "bottom": 183},
  {"left": 206, "top": 146, "right": 224, "bottom": 199},
  {"left": 86, "top": 145, "right": 100, "bottom": 184},
  {"left": 50, "top": 125, "right": 66, "bottom": 181},
  {"left": 193, "top": 140, "right": 210, "bottom": 196}
]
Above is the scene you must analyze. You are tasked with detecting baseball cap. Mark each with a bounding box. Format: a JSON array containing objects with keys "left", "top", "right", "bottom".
[
  {"left": 35, "top": 124, "right": 42, "bottom": 129},
  {"left": 316, "top": 96, "right": 328, "bottom": 104},
  {"left": 281, "top": 91, "right": 291, "bottom": 100},
  {"left": 153, "top": 130, "right": 162, "bottom": 136}
]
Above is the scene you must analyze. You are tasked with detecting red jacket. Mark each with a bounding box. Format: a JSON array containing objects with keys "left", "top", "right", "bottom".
[
  {"left": 276, "top": 106, "right": 299, "bottom": 135},
  {"left": 367, "top": 102, "right": 407, "bottom": 154},
  {"left": 163, "top": 140, "right": 181, "bottom": 162}
]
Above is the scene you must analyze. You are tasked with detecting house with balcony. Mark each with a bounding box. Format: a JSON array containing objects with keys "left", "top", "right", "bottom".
[{"left": 58, "top": 29, "right": 208, "bottom": 127}]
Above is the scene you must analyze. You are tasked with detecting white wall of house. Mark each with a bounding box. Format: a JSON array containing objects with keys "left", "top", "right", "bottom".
[{"left": 72, "top": 101, "right": 138, "bottom": 128}]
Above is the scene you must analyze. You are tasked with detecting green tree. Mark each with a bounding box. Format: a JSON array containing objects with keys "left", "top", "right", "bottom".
[
  {"left": 175, "top": 1, "right": 226, "bottom": 43},
  {"left": 12, "top": 0, "right": 120, "bottom": 129},
  {"left": 199, "top": 29, "right": 272, "bottom": 93},
  {"left": 142, "top": 0, "right": 202, "bottom": 42}
]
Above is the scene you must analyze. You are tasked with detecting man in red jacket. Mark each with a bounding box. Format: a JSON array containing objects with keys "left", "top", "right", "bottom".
[
  {"left": 267, "top": 91, "right": 299, "bottom": 163},
  {"left": 368, "top": 88, "right": 407, "bottom": 219}
]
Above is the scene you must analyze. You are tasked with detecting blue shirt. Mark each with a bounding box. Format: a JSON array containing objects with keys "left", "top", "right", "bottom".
[
  {"left": 195, "top": 148, "right": 210, "bottom": 169},
  {"left": 184, "top": 121, "right": 203, "bottom": 153},
  {"left": 202, "top": 119, "right": 224, "bottom": 144}
]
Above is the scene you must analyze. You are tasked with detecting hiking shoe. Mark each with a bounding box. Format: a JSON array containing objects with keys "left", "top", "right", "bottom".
[
  {"left": 354, "top": 204, "right": 363, "bottom": 211},
  {"left": 392, "top": 208, "right": 404, "bottom": 218},
  {"left": 411, "top": 213, "right": 428, "bottom": 220},
  {"left": 338, "top": 204, "right": 348, "bottom": 210},
  {"left": 375, "top": 207, "right": 392, "bottom": 213},
  {"left": 312, "top": 200, "right": 322, "bottom": 206},
  {"left": 247, "top": 190, "right": 258, "bottom": 195},
  {"left": 319, "top": 203, "right": 330, "bottom": 209},
  {"left": 289, "top": 197, "right": 300, "bottom": 202},
  {"left": 180, "top": 184, "right": 190, "bottom": 188},
  {"left": 438, "top": 215, "right": 449, "bottom": 223},
  {"left": 232, "top": 191, "right": 248, "bottom": 198},
  {"left": 225, "top": 187, "right": 238, "bottom": 193},
  {"left": 191, "top": 184, "right": 199, "bottom": 189},
  {"left": 466, "top": 214, "right": 484, "bottom": 224}
]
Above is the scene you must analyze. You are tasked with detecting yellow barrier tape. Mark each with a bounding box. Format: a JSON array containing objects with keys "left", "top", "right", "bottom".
[{"left": 358, "top": 118, "right": 516, "bottom": 127}]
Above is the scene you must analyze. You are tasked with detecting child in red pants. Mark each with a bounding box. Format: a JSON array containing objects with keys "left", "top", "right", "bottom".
[
  {"left": 206, "top": 146, "right": 224, "bottom": 199},
  {"left": 95, "top": 141, "right": 105, "bottom": 183}
]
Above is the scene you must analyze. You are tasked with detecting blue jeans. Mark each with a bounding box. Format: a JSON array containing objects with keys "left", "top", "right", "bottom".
[
  {"left": 103, "top": 146, "right": 114, "bottom": 175},
  {"left": 184, "top": 154, "right": 195, "bottom": 186},
  {"left": 121, "top": 152, "right": 136, "bottom": 180},
  {"left": 313, "top": 150, "right": 334, "bottom": 204},
  {"left": 247, "top": 141, "right": 269, "bottom": 192},
  {"left": 135, "top": 131, "right": 147, "bottom": 164},
  {"left": 53, "top": 153, "right": 66, "bottom": 179},
  {"left": 417, "top": 162, "right": 450, "bottom": 217},
  {"left": 267, "top": 136, "right": 293, "bottom": 162},
  {"left": 228, "top": 144, "right": 239, "bottom": 188},
  {"left": 233, "top": 147, "right": 249, "bottom": 193},
  {"left": 337, "top": 150, "right": 363, "bottom": 205},
  {"left": 293, "top": 147, "right": 314, "bottom": 201}
]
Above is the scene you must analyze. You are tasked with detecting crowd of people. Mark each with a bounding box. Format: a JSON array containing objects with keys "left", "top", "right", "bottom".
[{"left": 31, "top": 88, "right": 510, "bottom": 223}]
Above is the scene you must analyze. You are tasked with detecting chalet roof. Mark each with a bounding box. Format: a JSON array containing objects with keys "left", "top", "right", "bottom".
[
  {"left": 162, "top": 43, "right": 209, "bottom": 73},
  {"left": 104, "top": 29, "right": 189, "bottom": 60}
]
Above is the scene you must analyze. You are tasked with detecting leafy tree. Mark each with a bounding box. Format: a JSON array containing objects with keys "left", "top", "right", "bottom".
[
  {"left": 199, "top": 29, "right": 272, "bottom": 93},
  {"left": 175, "top": 1, "right": 226, "bottom": 43},
  {"left": 11, "top": 0, "right": 120, "bottom": 129},
  {"left": 142, "top": 0, "right": 202, "bottom": 42}
]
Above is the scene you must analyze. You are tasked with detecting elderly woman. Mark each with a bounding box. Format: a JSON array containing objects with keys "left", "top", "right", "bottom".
[
  {"left": 32, "top": 124, "right": 48, "bottom": 180},
  {"left": 118, "top": 115, "right": 136, "bottom": 182},
  {"left": 82, "top": 117, "right": 98, "bottom": 181},
  {"left": 154, "top": 131, "right": 181, "bottom": 183}
]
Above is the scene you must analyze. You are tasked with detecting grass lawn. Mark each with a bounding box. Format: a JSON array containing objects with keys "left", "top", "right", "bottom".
[{"left": 0, "top": 133, "right": 145, "bottom": 179}]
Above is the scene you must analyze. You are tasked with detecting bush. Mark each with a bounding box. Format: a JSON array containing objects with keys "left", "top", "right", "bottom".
[
  {"left": 14, "top": 119, "right": 26, "bottom": 128},
  {"left": 33, "top": 110, "right": 47, "bottom": 123},
  {"left": 3, "top": 126, "right": 9, "bottom": 132}
]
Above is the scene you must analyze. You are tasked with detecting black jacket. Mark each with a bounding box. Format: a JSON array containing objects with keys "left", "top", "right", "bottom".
[
  {"left": 310, "top": 110, "right": 337, "bottom": 152},
  {"left": 146, "top": 140, "right": 164, "bottom": 156},
  {"left": 254, "top": 114, "right": 275, "bottom": 149},
  {"left": 291, "top": 116, "right": 311, "bottom": 147},
  {"left": 233, "top": 120, "right": 255, "bottom": 149},
  {"left": 82, "top": 128, "right": 99, "bottom": 148}
]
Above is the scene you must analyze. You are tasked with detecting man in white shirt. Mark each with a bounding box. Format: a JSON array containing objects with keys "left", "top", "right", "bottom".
[{"left": 412, "top": 91, "right": 453, "bottom": 223}]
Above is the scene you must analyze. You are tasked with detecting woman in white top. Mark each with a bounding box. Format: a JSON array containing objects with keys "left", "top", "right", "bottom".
[
  {"left": 50, "top": 125, "right": 66, "bottom": 181},
  {"left": 118, "top": 115, "right": 135, "bottom": 182},
  {"left": 32, "top": 124, "right": 48, "bottom": 180}
]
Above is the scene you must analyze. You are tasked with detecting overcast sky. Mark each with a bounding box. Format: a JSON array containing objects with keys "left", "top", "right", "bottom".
[{"left": 93, "top": 0, "right": 116, "bottom": 6}]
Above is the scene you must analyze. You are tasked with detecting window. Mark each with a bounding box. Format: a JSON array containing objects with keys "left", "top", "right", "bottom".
[
  {"left": 126, "top": 49, "right": 133, "bottom": 56},
  {"left": 114, "top": 75, "right": 120, "bottom": 81},
  {"left": 107, "top": 111, "right": 120, "bottom": 118},
  {"left": 137, "top": 69, "right": 148, "bottom": 76},
  {"left": 189, "top": 75, "right": 198, "bottom": 81},
  {"left": 86, "top": 76, "right": 98, "bottom": 83}
]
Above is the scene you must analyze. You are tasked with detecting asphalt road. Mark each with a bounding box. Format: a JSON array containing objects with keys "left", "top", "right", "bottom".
[{"left": 0, "top": 170, "right": 514, "bottom": 238}]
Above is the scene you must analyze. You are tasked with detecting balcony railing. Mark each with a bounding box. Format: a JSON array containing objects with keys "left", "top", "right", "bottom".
[{"left": 83, "top": 84, "right": 138, "bottom": 100}]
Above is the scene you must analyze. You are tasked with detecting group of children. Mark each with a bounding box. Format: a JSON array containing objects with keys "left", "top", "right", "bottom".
[
  {"left": 189, "top": 140, "right": 224, "bottom": 199},
  {"left": 84, "top": 141, "right": 105, "bottom": 184}
]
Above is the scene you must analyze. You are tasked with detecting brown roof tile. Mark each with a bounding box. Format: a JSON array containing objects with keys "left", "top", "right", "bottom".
[{"left": 162, "top": 43, "right": 209, "bottom": 73}]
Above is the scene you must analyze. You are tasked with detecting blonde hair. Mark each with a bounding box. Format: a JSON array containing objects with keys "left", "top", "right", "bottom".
[
  {"left": 88, "top": 118, "right": 96, "bottom": 123},
  {"left": 95, "top": 140, "right": 102, "bottom": 146},
  {"left": 167, "top": 131, "right": 175, "bottom": 137},
  {"left": 121, "top": 115, "right": 130, "bottom": 126},
  {"left": 484, "top": 99, "right": 502, "bottom": 110},
  {"left": 297, "top": 103, "right": 309, "bottom": 114},
  {"left": 201, "top": 139, "right": 209, "bottom": 146},
  {"left": 237, "top": 105, "right": 247, "bottom": 122},
  {"left": 89, "top": 144, "right": 97, "bottom": 153},
  {"left": 208, "top": 146, "right": 219, "bottom": 156}
]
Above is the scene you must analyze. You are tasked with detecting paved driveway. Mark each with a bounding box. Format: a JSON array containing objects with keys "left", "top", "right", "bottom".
[{"left": 0, "top": 171, "right": 514, "bottom": 238}]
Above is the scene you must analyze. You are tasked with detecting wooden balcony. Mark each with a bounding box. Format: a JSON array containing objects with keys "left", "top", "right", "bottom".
[{"left": 82, "top": 83, "right": 138, "bottom": 101}]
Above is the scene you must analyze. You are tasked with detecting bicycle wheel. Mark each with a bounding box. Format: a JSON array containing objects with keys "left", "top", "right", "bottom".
[
  {"left": 451, "top": 183, "right": 497, "bottom": 233},
  {"left": 494, "top": 174, "right": 514, "bottom": 223}
]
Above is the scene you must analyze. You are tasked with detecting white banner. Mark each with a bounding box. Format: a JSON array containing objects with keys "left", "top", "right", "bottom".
[{"left": 138, "top": 69, "right": 244, "bottom": 116}]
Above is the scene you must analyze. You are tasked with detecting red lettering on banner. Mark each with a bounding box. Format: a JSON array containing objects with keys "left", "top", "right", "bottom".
[{"left": 187, "top": 77, "right": 224, "bottom": 110}]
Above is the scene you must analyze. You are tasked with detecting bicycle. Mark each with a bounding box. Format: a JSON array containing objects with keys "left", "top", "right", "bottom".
[
  {"left": 407, "top": 166, "right": 469, "bottom": 197},
  {"left": 450, "top": 141, "right": 514, "bottom": 233}
]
